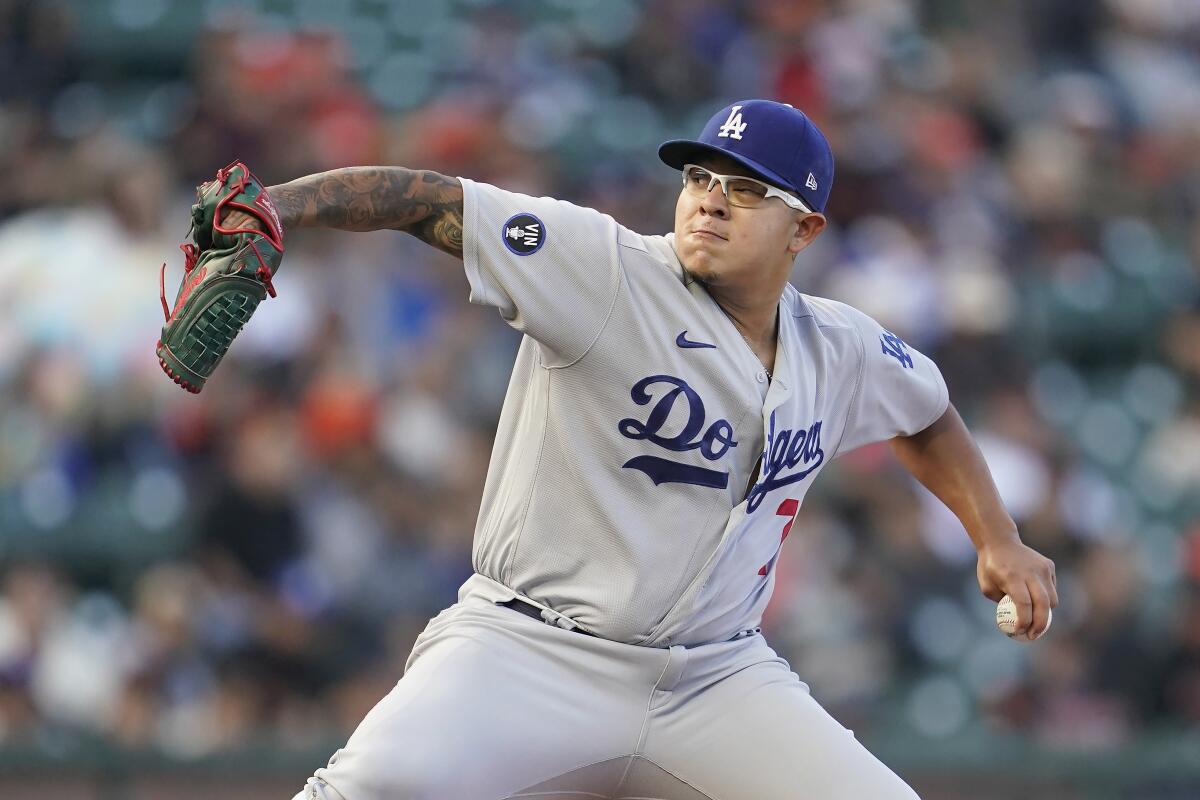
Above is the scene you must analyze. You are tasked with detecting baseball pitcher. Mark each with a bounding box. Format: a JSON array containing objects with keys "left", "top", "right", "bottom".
[{"left": 159, "top": 99, "right": 1057, "bottom": 799}]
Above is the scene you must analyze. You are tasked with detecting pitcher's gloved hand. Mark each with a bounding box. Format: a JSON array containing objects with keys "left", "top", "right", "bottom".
[{"left": 156, "top": 161, "right": 284, "bottom": 393}]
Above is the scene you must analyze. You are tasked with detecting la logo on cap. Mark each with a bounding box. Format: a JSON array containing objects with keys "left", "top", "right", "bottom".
[{"left": 717, "top": 105, "right": 747, "bottom": 140}]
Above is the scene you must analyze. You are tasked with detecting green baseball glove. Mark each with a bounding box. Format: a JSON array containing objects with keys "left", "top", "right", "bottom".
[{"left": 156, "top": 161, "right": 284, "bottom": 393}]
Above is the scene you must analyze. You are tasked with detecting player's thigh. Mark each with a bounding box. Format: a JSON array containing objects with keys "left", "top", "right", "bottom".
[
  {"left": 644, "top": 655, "right": 919, "bottom": 800},
  {"left": 294, "top": 605, "right": 646, "bottom": 800}
]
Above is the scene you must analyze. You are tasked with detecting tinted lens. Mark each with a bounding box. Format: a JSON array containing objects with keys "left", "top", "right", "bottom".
[
  {"left": 725, "top": 177, "right": 769, "bottom": 207},
  {"left": 683, "top": 166, "right": 712, "bottom": 193}
]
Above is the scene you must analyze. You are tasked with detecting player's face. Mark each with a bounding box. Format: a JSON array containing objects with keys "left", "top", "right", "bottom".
[{"left": 673, "top": 155, "right": 825, "bottom": 290}]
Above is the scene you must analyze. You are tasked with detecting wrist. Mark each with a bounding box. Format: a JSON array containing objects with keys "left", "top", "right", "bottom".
[
  {"left": 971, "top": 520, "right": 1021, "bottom": 552},
  {"left": 266, "top": 184, "right": 301, "bottom": 230}
]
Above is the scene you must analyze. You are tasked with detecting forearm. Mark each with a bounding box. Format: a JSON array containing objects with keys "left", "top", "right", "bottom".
[
  {"left": 889, "top": 404, "right": 1020, "bottom": 551},
  {"left": 267, "top": 167, "right": 464, "bottom": 256}
]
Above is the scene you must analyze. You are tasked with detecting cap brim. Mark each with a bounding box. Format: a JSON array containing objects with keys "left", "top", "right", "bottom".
[{"left": 658, "top": 139, "right": 796, "bottom": 196}]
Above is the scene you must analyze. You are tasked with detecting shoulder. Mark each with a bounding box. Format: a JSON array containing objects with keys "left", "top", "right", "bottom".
[
  {"left": 617, "top": 229, "right": 687, "bottom": 284},
  {"left": 786, "top": 291, "right": 898, "bottom": 370},
  {"left": 787, "top": 290, "right": 874, "bottom": 334}
]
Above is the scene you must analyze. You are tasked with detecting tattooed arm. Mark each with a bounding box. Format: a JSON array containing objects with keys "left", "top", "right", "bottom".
[{"left": 235, "top": 167, "right": 464, "bottom": 258}]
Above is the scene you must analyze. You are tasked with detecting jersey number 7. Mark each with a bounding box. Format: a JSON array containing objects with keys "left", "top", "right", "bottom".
[{"left": 759, "top": 498, "right": 800, "bottom": 576}]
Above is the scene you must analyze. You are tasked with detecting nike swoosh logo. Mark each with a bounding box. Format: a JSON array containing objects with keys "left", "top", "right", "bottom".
[{"left": 676, "top": 331, "right": 717, "bottom": 349}]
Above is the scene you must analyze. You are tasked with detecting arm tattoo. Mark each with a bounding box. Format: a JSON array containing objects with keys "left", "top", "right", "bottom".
[{"left": 268, "top": 168, "right": 464, "bottom": 258}]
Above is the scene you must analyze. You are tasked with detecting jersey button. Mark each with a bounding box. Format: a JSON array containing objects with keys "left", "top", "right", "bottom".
[{"left": 755, "top": 370, "right": 768, "bottom": 383}]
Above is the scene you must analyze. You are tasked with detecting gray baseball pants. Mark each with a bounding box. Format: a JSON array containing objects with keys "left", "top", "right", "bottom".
[{"left": 292, "top": 573, "right": 919, "bottom": 800}]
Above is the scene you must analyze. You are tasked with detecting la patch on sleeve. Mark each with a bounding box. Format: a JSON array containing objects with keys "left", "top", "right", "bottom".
[
  {"left": 880, "top": 330, "right": 914, "bottom": 368},
  {"left": 502, "top": 213, "right": 546, "bottom": 255}
]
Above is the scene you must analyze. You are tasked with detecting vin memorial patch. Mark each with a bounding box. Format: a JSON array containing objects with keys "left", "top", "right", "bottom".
[{"left": 502, "top": 213, "right": 546, "bottom": 255}]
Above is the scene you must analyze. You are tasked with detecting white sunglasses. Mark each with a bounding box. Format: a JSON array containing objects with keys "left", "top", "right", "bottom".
[{"left": 681, "top": 163, "right": 812, "bottom": 212}]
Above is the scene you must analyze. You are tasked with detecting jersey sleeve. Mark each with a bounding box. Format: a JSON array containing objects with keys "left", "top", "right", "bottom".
[
  {"left": 459, "top": 177, "right": 622, "bottom": 366},
  {"left": 834, "top": 304, "right": 949, "bottom": 456}
]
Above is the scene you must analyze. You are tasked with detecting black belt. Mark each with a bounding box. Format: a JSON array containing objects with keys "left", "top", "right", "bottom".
[{"left": 498, "top": 597, "right": 595, "bottom": 637}]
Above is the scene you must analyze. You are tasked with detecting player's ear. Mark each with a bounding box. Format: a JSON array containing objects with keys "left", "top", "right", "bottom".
[{"left": 787, "top": 212, "right": 826, "bottom": 255}]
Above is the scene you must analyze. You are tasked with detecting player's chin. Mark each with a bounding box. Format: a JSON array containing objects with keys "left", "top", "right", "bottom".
[
  {"left": 682, "top": 258, "right": 718, "bottom": 284},
  {"left": 679, "top": 248, "right": 726, "bottom": 284}
]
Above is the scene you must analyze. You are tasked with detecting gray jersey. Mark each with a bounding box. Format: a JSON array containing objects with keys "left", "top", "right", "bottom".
[{"left": 459, "top": 178, "right": 948, "bottom": 647}]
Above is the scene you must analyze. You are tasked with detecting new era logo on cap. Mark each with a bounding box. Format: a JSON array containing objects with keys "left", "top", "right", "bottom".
[{"left": 658, "top": 99, "right": 835, "bottom": 213}]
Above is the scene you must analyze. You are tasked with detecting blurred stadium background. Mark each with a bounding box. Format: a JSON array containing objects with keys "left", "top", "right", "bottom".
[{"left": 1, "top": 0, "right": 1198, "bottom": 797}]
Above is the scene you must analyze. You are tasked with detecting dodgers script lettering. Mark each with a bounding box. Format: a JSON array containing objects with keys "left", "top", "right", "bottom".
[
  {"left": 744, "top": 412, "right": 824, "bottom": 513},
  {"left": 618, "top": 375, "right": 736, "bottom": 489}
]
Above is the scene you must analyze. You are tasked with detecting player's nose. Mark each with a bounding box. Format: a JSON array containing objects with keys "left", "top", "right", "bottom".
[{"left": 699, "top": 185, "right": 730, "bottom": 218}]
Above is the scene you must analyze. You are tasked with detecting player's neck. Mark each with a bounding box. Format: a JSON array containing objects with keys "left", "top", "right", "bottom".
[
  {"left": 710, "top": 291, "right": 779, "bottom": 373},
  {"left": 707, "top": 279, "right": 778, "bottom": 335}
]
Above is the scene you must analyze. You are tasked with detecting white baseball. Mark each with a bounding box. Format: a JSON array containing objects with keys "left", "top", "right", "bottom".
[{"left": 996, "top": 594, "right": 1051, "bottom": 640}]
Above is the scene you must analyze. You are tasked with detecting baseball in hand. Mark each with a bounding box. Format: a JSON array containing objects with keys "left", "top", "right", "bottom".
[{"left": 996, "top": 594, "right": 1051, "bottom": 640}]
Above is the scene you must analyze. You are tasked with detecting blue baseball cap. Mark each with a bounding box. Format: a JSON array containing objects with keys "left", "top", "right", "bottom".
[{"left": 658, "top": 99, "right": 834, "bottom": 213}]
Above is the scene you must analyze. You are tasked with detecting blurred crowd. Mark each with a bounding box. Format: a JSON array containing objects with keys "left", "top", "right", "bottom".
[{"left": 1, "top": 0, "right": 1199, "bottom": 763}]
